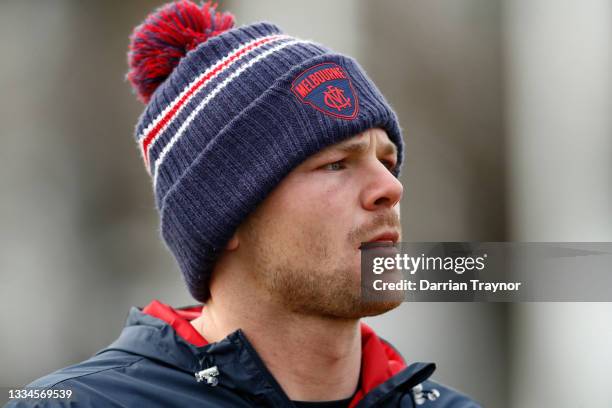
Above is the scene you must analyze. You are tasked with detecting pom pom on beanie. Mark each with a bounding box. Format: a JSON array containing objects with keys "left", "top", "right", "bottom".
[{"left": 127, "top": 1, "right": 234, "bottom": 103}]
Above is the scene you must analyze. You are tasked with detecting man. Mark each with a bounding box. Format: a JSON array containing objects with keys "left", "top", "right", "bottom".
[{"left": 6, "top": 1, "right": 480, "bottom": 407}]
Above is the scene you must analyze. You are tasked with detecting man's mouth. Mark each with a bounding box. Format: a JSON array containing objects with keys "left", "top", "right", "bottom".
[{"left": 358, "top": 231, "right": 399, "bottom": 250}]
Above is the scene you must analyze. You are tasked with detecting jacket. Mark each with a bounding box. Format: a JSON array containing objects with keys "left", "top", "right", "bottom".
[{"left": 5, "top": 300, "right": 481, "bottom": 407}]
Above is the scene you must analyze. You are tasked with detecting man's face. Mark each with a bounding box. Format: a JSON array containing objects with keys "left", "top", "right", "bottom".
[{"left": 234, "top": 128, "right": 403, "bottom": 319}]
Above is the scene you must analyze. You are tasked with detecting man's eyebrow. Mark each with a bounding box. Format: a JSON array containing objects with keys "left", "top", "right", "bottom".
[
  {"left": 326, "top": 138, "right": 398, "bottom": 158},
  {"left": 334, "top": 140, "right": 369, "bottom": 154}
]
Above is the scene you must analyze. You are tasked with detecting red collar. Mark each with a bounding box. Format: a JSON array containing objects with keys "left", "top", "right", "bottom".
[
  {"left": 143, "top": 299, "right": 207, "bottom": 347},
  {"left": 142, "top": 299, "right": 406, "bottom": 407}
]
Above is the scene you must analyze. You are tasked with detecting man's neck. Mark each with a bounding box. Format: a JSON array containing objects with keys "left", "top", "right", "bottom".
[{"left": 190, "top": 296, "right": 361, "bottom": 402}]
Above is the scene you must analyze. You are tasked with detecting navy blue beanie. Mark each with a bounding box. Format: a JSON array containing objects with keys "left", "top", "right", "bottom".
[{"left": 127, "top": 1, "right": 404, "bottom": 302}]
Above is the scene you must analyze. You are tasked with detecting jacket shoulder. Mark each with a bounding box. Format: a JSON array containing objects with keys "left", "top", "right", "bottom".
[{"left": 4, "top": 351, "right": 145, "bottom": 408}]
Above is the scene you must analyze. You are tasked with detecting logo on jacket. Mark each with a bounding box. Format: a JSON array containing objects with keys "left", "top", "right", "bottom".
[{"left": 291, "top": 62, "right": 359, "bottom": 120}]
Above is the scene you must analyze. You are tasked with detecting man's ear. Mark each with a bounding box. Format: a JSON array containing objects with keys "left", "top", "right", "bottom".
[{"left": 225, "top": 234, "right": 239, "bottom": 251}]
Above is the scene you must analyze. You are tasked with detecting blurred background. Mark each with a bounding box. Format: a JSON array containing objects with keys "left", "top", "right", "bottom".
[{"left": 1, "top": 1, "right": 611, "bottom": 407}]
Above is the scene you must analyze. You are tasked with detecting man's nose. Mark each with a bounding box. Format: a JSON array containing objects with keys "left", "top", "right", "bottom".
[{"left": 360, "top": 160, "right": 403, "bottom": 211}]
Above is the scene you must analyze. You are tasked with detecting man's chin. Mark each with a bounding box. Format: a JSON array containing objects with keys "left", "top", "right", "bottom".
[
  {"left": 265, "top": 263, "right": 402, "bottom": 320},
  {"left": 353, "top": 298, "right": 403, "bottom": 318},
  {"left": 315, "top": 297, "right": 403, "bottom": 320}
]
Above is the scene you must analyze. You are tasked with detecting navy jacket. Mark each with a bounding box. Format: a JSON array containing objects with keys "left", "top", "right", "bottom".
[{"left": 5, "top": 301, "right": 481, "bottom": 407}]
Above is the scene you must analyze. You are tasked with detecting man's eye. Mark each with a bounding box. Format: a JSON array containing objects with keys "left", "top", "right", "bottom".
[{"left": 323, "top": 160, "right": 346, "bottom": 171}]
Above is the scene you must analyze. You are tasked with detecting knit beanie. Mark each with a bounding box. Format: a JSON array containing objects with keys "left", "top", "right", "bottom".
[{"left": 127, "top": 1, "right": 404, "bottom": 302}]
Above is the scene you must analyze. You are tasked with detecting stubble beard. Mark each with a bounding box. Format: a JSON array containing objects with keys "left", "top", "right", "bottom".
[
  {"left": 250, "top": 238, "right": 401, "bottom": 320},
  {"left": 263, "top": 263, "right": 402, "bottom": 320},
  {"left": 242, "top": 210, "right": 403, "bottom": 319}
]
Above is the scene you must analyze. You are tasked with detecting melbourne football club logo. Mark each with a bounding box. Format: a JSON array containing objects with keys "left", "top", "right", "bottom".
[{"left": 291, "top": 62, "right": 359, "bottom": 120}]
